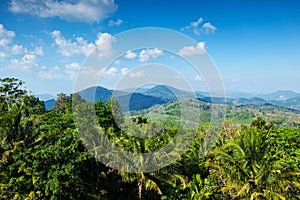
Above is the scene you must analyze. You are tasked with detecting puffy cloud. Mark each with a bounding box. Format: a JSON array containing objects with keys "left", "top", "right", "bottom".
[
  {"left": 0, "top": 24, "right": 26, "bottom": 59},
  {"left": 123, "top": 50, "right": 137, "bottom": 59},
  {"left": 8, "top": 53, "right": 37, "bottom": 70},
  {"left": 95, "top": 32, "right": 116, "bottom": 59},
  {"left": 138, "top": 48, "right": 163, "bottom": 62},
  {"left": 51, "top": 30, "right": 115, "bottom": 58},
  {"left": 181, "top": 17, "right": 217, "bottom": 35},
  {"left": 179, "top": 42, "right": 206, "bottom": 56},
  {"left": 65, "top": 62, "right": 80, "bottom": 79},
  {"left": 51, "top": 30, "right": 95, "bottom": 57},
  {"left": 11, "top": 44, "right": 26, "bottom": 55},
  {"left": 120, "top": 67, "right": 128, "bottom": 76},
  {"left": 0, "top": 24, "right": 15, "bottom": 48},
  {"left": 9, "top": 0, "right": 117, "bottom": 23},
  {"left": 104, "top": 67, "right": 117, "bottom": 76},
  {"left": 0, "top": 24, "right": 42, "bottom": 60},
  {"left": 109, "top": 19, "right": 123, "bottom": 26}
]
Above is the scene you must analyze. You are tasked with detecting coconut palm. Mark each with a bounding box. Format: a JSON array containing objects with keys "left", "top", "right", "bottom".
[{"left": 207, "top": 118, "right": 300, "bottom": 199}]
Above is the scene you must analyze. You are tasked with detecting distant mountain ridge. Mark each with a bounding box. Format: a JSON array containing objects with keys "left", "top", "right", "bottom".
[
  {"left": 36, "top": 94, "right": 56, "bottom": 101},
  {"left": 258, "top": 90, "right": 300, "bottom": 101},
  {"left": 38, "top": 85, "right": 300, "bottom": 112}
]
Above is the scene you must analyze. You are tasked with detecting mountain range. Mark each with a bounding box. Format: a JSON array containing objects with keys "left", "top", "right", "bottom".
[{"left": 41, "top": 85, "right": 300, "bottom": 112}]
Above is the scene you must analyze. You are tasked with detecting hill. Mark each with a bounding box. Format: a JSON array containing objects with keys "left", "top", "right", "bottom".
[
  {"left": 128, "top": 98, "right": 300, "bottom": 127},
  {"left": 141, "top": 85, "right": 200, "bottom": 101},
  {"left": 259, "top": 90, "right": 300, "bottom": 101}
]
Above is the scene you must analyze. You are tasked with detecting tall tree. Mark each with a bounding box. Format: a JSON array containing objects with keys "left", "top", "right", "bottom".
[
  {"left": 55, "top": 93, "right": 68, "bottom": 113},
  {"left": 207, "top": 118, "right": 300, "bottom": 199}
]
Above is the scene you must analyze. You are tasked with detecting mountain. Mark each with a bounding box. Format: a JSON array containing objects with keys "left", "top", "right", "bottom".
[
  {"left": 36, "top": 94, "right": 56, "bottom": 101},
  {"left": 45, "top": 99, "right": 55, "bottom": 110},
  {"left": 78, "top": 86, "right": 165, "bottom": 111},
  {"left": 116, "top": 93, "right": 166, "bottom": 112},
  {"left": 141, "top": 85, "right": 199, "bottom": 101},
  {"left": 225, "top": 91, "right": 256, "bottom": 99},
  {"left": 271, "top": 96, "right": 300, "bottom": 111},
  {"left": 78, "top": 86, "right": 113, "bottom": 102},
  {"left": 258, "top": 90, "right": 300, "bottom": 101},
  {"left": 40, "top": 85, "right": 300, "bottom": 113},
  {"left": 232, "top": 97, "right": 267, "bottom": 106}
]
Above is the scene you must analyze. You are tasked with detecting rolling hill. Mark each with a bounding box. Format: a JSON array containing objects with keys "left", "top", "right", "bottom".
[
  {"left": 39, "top": 85, "right": 300, "bottom": 113},
  {"left": 128, "top": 98, "right": 300, "bottom": 127}
]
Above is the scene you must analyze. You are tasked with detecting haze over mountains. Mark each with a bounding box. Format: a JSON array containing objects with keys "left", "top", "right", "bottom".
[{"left": 41, "top": 85, "right": 300, "bottom": 112}]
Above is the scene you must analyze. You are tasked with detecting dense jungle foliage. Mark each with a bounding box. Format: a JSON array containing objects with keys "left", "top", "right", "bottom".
[{"left": 0, "top": 78, "right": 299, "bottom": 200}]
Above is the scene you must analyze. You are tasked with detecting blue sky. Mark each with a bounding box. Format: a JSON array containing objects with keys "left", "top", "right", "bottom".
[{"left": 0, "top": 0, "right": 300, "bottom": 95}]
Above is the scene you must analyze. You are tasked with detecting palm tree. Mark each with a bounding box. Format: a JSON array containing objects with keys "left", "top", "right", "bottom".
[{"left": 207, "top": 119, "right": 300, "bottom": 199}]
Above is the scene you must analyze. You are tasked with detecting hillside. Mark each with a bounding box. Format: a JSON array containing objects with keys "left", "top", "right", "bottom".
[{"left": 128, "top": 98, "right": 300, "bottom": 127}]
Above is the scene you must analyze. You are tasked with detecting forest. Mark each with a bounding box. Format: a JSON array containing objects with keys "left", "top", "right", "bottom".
[{"left": 0, "top": 78, "right": 299, "bottom": 200}]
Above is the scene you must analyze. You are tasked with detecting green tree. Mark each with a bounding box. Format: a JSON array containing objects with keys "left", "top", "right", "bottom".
[
  {"left": 0, "top": 78, "right": 27, "bottom": 104},
  {"left": 55, "top": 93, "right": 68, "bottom": 113},
  {"left": 207, "top": 118, "right": 300, "bottom": 199}
]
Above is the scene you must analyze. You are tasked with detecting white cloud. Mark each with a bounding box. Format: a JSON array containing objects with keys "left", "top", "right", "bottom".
[
  {"left": 65, "top": 62, "right": 80, "bottom": 79},
  {"left": 104, "top": 67, "right": 117, "bottom": 76},
  {"left": 120, "top": 67, "right": 128, "bottom": 76},
  {"left": 181, "top": 17, "right": 203, "bottom": 33},
  {"left": 0, "top": 24, "right": 15, "bottom": 47},
  {"left": 179, "top": 42, "right": 206, "bottom": 56},
  {"left": 138, "top": 48, "right": 163, "bottom": 62},
  {"left": 51, "top": 30, "right": 95, "bottom": 57},
  {"left": 11, "top": 44, "right": 26, "bottom": 55},
  {"left": 129, "top": 70, "right": 145, "bottom": 78},
  {"left": 51, "top": 30, "right": 115, "bottom": 58},
  {"left": 9, "top": 0, "right": 117, "bottom": 23},
  {"left": 181, "top": 17, "right": 217, "bottom": 35},
  {"left": 8, "top": 53, "right": 38, "bottom": 70},
  {"left": 22, "top": 54, "right": 36, "bottom": 63},
  {"left": 95, "top": 32, "right": 116, "bottom": 59},
  {"left": 0, "top": 24, "right": 42, "bottom": 61},
  {"left": 109, "top": 19, "right": 123, "bottom": 26},
  {"left": 124, "top": 50, "right": 137, "bottom": 59},
  {"left": 194, "top": 75, "right": 203, "bottom": 81},
  {"left": 38, "top": 66, "right": 62, "bottom": 80},
  {"left": 202, "top": 23, "right": 217, "bottom": 34}
]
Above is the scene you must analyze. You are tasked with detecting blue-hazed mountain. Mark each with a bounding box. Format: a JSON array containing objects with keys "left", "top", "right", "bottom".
[
  {"left": 271, "top": 96, "right": 300, "bottom": 111},
  {"left": 140, "top": 85, "right": 202, "bottom": 101},
  {"left": 78, "top": 86, "right": 115, "bottom": 102},
  {"left": 78, "top": 86, "right": 166, "bottom": 111},
  {"left": 45, "top": 99, "right": 55, "bottom": 110},
  {"left": 232, "top": 97, "right": 268, "bottom": 106},
  {"left": 39, "top": 85, "right": 300, "bottom": 112},
  {"left": 258, "top": 90, "right": 300, "bottom": 101},
  {"left": 36, "top": 93, "right": 56, "bottom": 101},
  {"left": 116, "top": 93, "right": 165, "bottom": 112}
]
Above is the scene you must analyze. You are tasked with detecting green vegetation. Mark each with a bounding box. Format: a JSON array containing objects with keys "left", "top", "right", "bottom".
[{"left": 1, "top": 78, "right": 299, "bottom": 199}]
